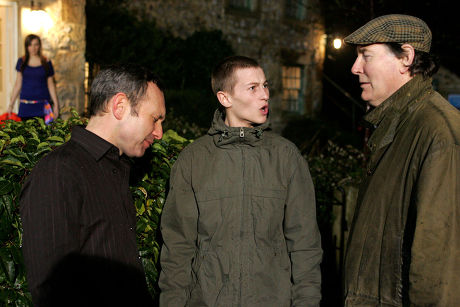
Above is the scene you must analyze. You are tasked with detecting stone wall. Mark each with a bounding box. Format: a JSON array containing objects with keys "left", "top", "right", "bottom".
[
  {"left": 128, "top": 0, "right": 325, "bottom": 131},
  {"left": 17, "top": 0, "right": 86, "bottom": 117}
]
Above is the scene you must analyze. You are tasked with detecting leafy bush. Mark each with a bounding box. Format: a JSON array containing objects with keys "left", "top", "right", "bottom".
[
  {"left": 86, "top": 0, "right": 234, "bottom": 131},
  {"left": 305, "top": 141, "right": 365, "bottom": 307},
  {"left": 306, "top": 141, "right": 365, "bottom": 228},
  {"left": 162, "top": 106, "right": 209, "bottom": 140},
  {"left": 0, "top": 112, "right": 87, "bottom": 306},
  {"left": 130, "top": 129, "right": 191, "bottom": 298},
  {"left": 0, "top": 111, "right": 191, "bottom": 305}
]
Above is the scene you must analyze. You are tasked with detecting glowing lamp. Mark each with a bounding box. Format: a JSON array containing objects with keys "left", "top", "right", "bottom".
[
  {"left": 333, "top": 38, "right": 342, "bottom": 49},
  {"left": 22, "top": 1, "right": 53, "bottom": 33}
]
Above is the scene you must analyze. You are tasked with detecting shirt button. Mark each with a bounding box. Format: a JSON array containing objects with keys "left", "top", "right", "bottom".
[{"left": 112, "top": 169, "right": 118, "bottom": 174}]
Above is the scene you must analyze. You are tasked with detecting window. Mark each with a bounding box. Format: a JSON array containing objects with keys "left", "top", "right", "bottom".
[
  {"left": 227, "top": 0, "right": 257, "bottom": 12},
  {"left": 282, "top": 65, "right": 304, "bottom": 113},
  {"left": 285, "top": 0, "right": 307, "bottom": 21}
]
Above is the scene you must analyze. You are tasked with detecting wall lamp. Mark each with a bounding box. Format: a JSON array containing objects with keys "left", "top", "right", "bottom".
[
  {"left": 333, "top": 38, "right": 343, "bottom": 49},
  {"left": 30, "top": 1, "right": 43, "bottom": 11},
  {"left": 322, "top": 34, "right": 344, "bottom": 50},
  {"left": 22, "top": 1, "right": 53, "bottom": 33}
]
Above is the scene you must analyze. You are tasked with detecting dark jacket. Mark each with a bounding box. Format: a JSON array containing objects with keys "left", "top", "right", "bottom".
[
  {"left": 159, "top": 110, "right": 322, "bottom": 306},
  {"left": 344, "top": 75, "right": 460, "bottom": 306}
]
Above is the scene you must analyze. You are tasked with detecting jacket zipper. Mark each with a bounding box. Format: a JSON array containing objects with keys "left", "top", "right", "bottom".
[{"left": 239, "top": 146, "right": 246, "bottom": 305}]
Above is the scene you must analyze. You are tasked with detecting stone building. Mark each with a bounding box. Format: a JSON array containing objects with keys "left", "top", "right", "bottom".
[
  {"left": 0, "top": 0, "right": 85, "bottom": 117},
  {"left": 128, "top": 0, "right": 326, "bottom": 131},
  {"left": 1, "top": 0, "right": 327, "bottom": 128}
]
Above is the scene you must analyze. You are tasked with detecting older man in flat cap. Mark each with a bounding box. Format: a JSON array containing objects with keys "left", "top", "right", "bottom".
[{"left": 343, "top": 14, "right": 460, "bottom": 306}]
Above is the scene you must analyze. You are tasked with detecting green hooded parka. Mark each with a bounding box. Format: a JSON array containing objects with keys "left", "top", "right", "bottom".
[{"left": 159, "top": 109, "right": 322, "bottom": 306}]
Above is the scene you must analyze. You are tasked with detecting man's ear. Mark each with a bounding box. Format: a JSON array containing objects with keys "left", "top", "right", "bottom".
[
  {"left": 399, "top": 44, "right": 415, "bottom": 74},
  {"left": 217, "top": 91, "right": 232, "bottom": 108},
  {"left": 110, "top": 93, "right": 129, "bottom": 120}
]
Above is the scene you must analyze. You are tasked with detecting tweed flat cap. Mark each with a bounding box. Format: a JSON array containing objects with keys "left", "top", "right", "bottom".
[{"left": 344, "top": 14, "right": 432, "bottom": 52}]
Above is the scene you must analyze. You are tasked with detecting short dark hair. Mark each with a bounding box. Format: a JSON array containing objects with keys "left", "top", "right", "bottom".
[
  {"left": 386, "top": 43, "right": 439, "bottom": 78},
  {"left": 211, "top": 56, "right": 260, "bottom": 95},
  {"left": 89, "top": 64, "right": 163, "bottom": 117}
]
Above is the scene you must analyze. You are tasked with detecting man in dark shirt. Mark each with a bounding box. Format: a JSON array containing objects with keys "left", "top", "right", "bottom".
[{"left": 20, "top": 65, "right": 166, "bottom": 306}]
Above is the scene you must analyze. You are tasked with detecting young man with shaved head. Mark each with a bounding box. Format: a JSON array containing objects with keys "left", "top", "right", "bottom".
[{"left": 159, "top": 56, "right": 322, "bottom": 306}]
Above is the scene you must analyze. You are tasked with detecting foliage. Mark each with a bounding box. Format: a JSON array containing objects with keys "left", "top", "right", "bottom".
[
  {"left": 306, "top": 141, "right": 365, "bottom": 228},
  {"left": 0, "top": 112, "right": 191, "bottom": 305},
  {"left": 86, "top": 1, "right": 183, "bottom": 84},
  {"left": 305, "top": 141, "right": 365, "bottom": 307},
  {"left": 282, "top": 114, "right": 365, "bottom": 306},
  {"left": 85, "top": 0, "right": 234, "bottom": 129},
  {"left": 0, "top": 111, "right": 86, "bottom": 306},
  {"left": 282, "top": 115, "right": 365, "bottom": 227},
  {"left": 165, "top": 89, "right": 218, "bottom": 131},
  {"left": 162, "top": 108, "right": 207, "bottom": 140},
  {"left": 130, "top": 130, "right": 191, "bottom": 298}
]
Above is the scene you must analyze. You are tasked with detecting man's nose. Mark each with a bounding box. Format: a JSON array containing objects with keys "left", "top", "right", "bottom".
[
  {"left": 153, "top": 124, "right": 163, "bottom": 140},
  {"left": 261, "top": 87, "right": 269, "bottom": 101},
  {"left": 351, "top": 58, "right": 362, "bottom": 75}
]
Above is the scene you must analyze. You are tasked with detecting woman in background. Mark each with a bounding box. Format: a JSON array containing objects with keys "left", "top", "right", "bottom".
[{"left": 7, "top": 34, "right": 59, "bottom": 124}]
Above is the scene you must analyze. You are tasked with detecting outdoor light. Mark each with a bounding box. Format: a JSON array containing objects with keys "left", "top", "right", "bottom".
[
  {"left": 333, "top": 38, "right": 342, "bottom": 49},
  {"left": 22, "top": 1, "right": 53, "bottom": 33},
  {"left": 30, "top": 0, "right": 42, "bottom": 11}
]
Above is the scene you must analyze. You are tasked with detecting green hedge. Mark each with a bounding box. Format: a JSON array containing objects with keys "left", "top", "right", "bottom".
[
  {"left": 0, "top": 111, "right": 191, "bottom": 306},
  {"left": 307, "top": 141, "right": 365, "bottom": 228}
]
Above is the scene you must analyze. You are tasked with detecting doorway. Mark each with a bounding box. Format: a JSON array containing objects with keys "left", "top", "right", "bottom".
[{"left": 0, "top": 1, "right": 18, "bottom": 113}]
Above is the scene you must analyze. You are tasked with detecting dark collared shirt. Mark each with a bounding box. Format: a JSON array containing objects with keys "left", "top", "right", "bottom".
[{"left": 20, "top": 126, "right": 151, "bottom": 306}]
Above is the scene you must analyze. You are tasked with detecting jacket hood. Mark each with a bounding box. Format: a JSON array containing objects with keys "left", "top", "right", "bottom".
[{"left": 207, "top": 109, "right": 271, "bottom": 147}]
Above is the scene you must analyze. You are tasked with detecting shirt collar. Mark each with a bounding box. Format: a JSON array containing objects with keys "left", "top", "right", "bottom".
[{"left": 71, "top": 125, "right": 120, "bottom": 161}]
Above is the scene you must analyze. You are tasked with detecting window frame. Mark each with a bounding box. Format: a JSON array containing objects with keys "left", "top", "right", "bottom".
[
  {"left": 281, "top": 64, "right": 305, "bottom": 114},
  {"left": 284, "top": 0, "right": 308, "bottom": 22},
  {"left": 226, "top": 0, "right": 258, "bottom": 14}
]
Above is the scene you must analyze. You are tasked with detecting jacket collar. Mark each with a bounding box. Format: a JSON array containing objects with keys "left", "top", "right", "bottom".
[
  {"left": 364, "top": 75, "right": 433, "bottom": 127},
  {"left": 364, "top": 75, "right": 433, "bottom": 153},
  {"left": 207, "top": 109, "right": 270, "bottom": 147}
]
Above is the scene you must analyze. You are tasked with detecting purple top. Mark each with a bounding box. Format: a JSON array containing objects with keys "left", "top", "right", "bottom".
[{"left": 16, "top": 57, "right": 54, "bottom": 100}]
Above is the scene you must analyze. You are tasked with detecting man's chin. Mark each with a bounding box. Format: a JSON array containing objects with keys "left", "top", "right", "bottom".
[
  {"left": 366, "top": 99, "right": 385, "bottom": 108},
  {"left": 126, "top": 148, "right": 147, "bottom": 158},
  {"left": 361, "top": 94, "right": 375, "bottom": 106}
]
